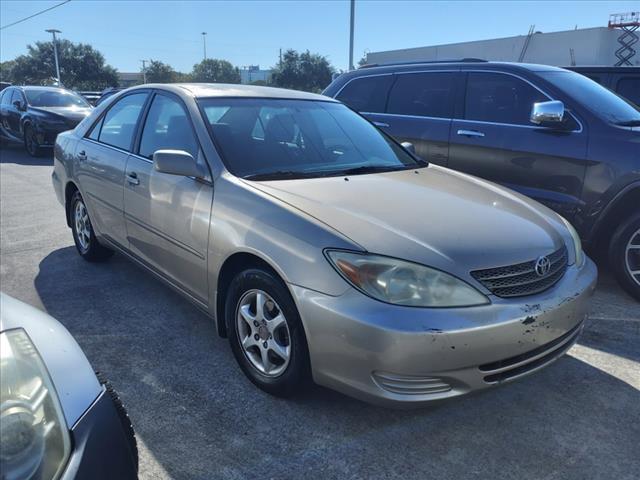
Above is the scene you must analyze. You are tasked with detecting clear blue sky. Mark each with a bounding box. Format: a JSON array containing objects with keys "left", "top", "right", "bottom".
[{"left": 1, "top": 0, "right": 638, "bottom": 72}]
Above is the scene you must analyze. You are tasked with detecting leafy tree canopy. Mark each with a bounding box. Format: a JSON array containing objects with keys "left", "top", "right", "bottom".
[
  {"left": 9, "top": 40, "right": 118, "bottom": 90},
  {"left": 145, "top": 59, "right": 176, "bottom": 83},
  {"left": 270, "top": 49, "right": 334, "bottom": 93},
  {"left": 191, "top": 59, "right": 240, "bottom": 83}
]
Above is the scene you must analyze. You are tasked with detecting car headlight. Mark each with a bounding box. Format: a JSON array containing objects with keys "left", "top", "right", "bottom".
[
  {"left": 0, "top": 329, "right": 70, "bottom": 480},
  {"left": 325, "top": 250, "right": 489, "bottom": 307},
  {"left": 559, "top": 217, "right": 584, "bottom": 267}
]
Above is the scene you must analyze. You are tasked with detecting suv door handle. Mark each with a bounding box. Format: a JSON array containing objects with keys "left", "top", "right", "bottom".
[
  {"left": 126, "top": 172, "right": 140, "bottom": 186},
  {"left": 457, "top": 129, "right": 485, "bottom": 138},
  {"left": 77, "top": 150, "right": 87, "bottom": 161},
  {"left": 372, "top": 121, "right": 389, "bottom": 128}
]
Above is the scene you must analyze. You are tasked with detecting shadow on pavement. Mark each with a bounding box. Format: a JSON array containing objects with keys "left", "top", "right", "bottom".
[
  {"left": 34, "top": 246, "right": 640, "bottom": 480},
  {"left": 0, "top": 144, "right": 53, "bottom": 166}
]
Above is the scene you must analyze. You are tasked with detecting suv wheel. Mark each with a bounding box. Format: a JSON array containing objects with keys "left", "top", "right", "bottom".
[
  {"left": 609, "top": 214, "right": 640, "bottom": 301},
  {"left": 23, "top": 124, "right": 43, "bottom": 157},
  {"left": 225, "top": 268, "right": 310, "bottom": 396},
  {"left": 70, "top": 191, "right": 114, "bottom": 261}
]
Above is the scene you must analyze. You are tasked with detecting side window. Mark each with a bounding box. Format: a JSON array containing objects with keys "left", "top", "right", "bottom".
[
  {"left": 97, "top": 93, "right": 147, "bottom": 151},
  {"left": 0, "top": 89, "right": 12, "bottom": 105},
  {"left": 387, "top": 72, "right": 456, "bottom": 118},
  {"left": 11, "top": 90, "right": 25, "bottom": 107},
  {"left": 87, "top": 117, "right": 103, "bottom": 141},
  {"left": 139, "top": 94, "right": 199, "bottom": 159},
  {"left": 336, "top": 75, "right": 393, "bottom": 113},
  {"left": 616, "top": 77, "right": 640, "bottom": 106},
  {"left": 464, "top": 72, "right": 548, "bottom": 125}
]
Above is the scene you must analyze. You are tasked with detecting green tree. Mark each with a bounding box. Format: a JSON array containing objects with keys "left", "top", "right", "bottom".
[
  {"left": 145, "top": 60, "right": 176, "bottom": 83},
  {"left": 270, "top": 49, "right": 334, "bottom": 92},
  {"left": 10, "top": 40, "right": 118, "bottom": 89},
  {"left": 191, "top": 59, "right": 240, "bottom": 83},
  {"left": 1, "top": 60, "right": 16, "bottom": 83}
]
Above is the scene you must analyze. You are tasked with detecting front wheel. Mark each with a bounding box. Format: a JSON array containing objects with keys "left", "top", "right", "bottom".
[
  {"left": 226, "top": 268, "right": 310, "bottom": 397},
  {"left": 609, "top": 214, "right": 640, "bottom": 301},
  {"left": 70, "top": 191, "right": 114, "bottom": 262},
  {"left": 23, "top": 124, "right": 43, "bottom": 157}
]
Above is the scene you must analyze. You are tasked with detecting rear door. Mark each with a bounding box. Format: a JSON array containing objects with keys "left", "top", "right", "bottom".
[
  {"left": 7, "top": 90, "right": 26, "bottom": 138},
  {"left": 123, "top": 92, "right": 213, "bottom": 303},
  {"left": 615, "top": 76, "right": 640, "bottom": 106},
  {"left": 448, "top": 71, "right": 588, "bottom": 221},
  {"left": 77, "top": 91, "right": 149, "bottom": 247},
  {"left": 0, "top": 88, "right": 13, "bottom": 137}
]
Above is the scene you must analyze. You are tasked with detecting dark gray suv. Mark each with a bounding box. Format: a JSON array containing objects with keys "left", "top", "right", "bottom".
[{"left": 324, "top": 60, "right": 640, "bottom": 300}]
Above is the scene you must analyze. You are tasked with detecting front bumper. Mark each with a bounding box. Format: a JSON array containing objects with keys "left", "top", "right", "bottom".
[
  {"left": 60, "top": 388, "right": 137, "bottom": 479},
  {"left": 292, "top": 257, "right": 597, "bottom": 408}
]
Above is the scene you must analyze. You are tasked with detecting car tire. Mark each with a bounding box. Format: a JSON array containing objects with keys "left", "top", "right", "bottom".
[
  {"left": 23, "top": 124, "right": 43, "bottom": 157},
  {"left": 609, "top": 213, "right": 640, "bottom": 301},
  {"left": 96, "top": 373, "right": 139, "bottom": 472},
  {"left": 225, "top": 268, "right": 311, "bottom": 397},
  {"left": 70, "top": 191, "right": 114, "bottom": 262}
]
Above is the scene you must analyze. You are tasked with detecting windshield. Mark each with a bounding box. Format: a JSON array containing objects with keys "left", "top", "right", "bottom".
[
  {"left": 539, "top": 70, "right": 640, "bottom": 125},
  {"left": 25, "top": 89, "right": 90, "bottom": 108},
  {"left": 199, "top": 98, "right": 422, "bottom": 180}
]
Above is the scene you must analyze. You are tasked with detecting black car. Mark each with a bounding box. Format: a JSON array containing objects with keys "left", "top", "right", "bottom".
[
  {"left": 566, "top": 66, "right": 640, "bottom": 106},
  {"left": 0, "top": 86, "right": 92, "bottom": 156},
  {"left": 324, "top": 60, "right": 640, "bottom": 300}
]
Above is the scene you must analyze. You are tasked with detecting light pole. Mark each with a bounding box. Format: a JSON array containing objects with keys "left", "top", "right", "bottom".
[
  {"left": 45, "top": 29, "right": 62, "bottom": 85},
  {"left": 348, "top": 0, "right": 355, "bottom": 71},
  {"left": 140, "top": 59, "right": 147, "bottom": 84},
  {"left": 201, "top": 32, "right": 207, "bottom": 61}
]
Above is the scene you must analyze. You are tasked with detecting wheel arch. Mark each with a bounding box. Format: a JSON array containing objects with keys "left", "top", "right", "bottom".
[
  {"left": 591, "top": 182, "right": 640, "bottom": 254},
  {"left": 64, "top": 181, "right": 80, "bottom": 228},
  {"left": 215, "top": 251, "right": 287, "bottom": 338}
]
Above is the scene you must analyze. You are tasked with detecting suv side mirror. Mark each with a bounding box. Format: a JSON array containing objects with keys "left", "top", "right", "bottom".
[
  {"left": 12, "top": 100, "right": 25, "bottom": 111},
  {"left": 530, "top": 100, "right": 565, "bottom": 126},
  {"left": 153, "top": 150, "right": 204, "bottom": 178},
  {"left": 401, "top": 141, "right": 416, "bottom": 155}
]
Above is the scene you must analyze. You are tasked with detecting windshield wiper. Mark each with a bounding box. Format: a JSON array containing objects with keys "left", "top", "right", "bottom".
[
  {"left": 614, "top": 120, "right": 640, "bottom": 127},
  {"left": 242, "top": 170, "right": 319, "bottom": 181},
  {"left": 331, "top": 165, "right": 417, "bottom": 176}
]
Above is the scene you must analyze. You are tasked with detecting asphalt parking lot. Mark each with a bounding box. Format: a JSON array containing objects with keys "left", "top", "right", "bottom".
[{"left": 1, "top": 143, "right": 639, "bottom": 480}]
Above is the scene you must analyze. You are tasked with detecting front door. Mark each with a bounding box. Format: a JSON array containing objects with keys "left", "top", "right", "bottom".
[
  {"left": 448, "top": 72, "right": 588, "bottom": 221},
  {"left": 123, "top": 92, "right": 212, "bottom": 303},
  {"left": 77, "top": 91, "right": 149, "bottom": 247}
]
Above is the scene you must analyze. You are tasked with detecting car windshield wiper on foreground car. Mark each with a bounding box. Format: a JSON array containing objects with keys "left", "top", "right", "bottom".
[
  {"left": 614, "top": 120, "right": 640, "bottom": 127},
  {"left": 242, "top": 170, "right": 323, "bottom": 181},
  {"left": 330, "top": 164, "right": 420, "bottom": 176}
]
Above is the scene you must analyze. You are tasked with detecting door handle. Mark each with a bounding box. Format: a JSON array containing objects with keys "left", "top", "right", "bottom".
[
  {"left": 126, "top": 172, "right": 140, "bottom": 186},
  {"left": 457, "top": 129, "right": 485, "bottom": 138},
  {"left": 372, "top": 121, "right": 390, "bottom": 128},
  {"left": 77, "top": 150, "right": 87, "bottom": 161}
]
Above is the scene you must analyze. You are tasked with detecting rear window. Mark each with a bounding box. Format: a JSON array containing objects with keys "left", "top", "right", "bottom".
[
  {"left": 387, "top": 72, "right": 455, "bottom": 118},
  {"left": 336, "top": 75, "right": 393, "bottom": 113},
  {"left": 616, "top": 77, "right": 640, "bottom": 106}
]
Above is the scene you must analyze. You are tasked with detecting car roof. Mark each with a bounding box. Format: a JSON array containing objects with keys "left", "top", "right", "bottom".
[
  {"left": 19, "top": 86, "right": 71, "bottom": 92},
  {"left": 129, "top": 83, "right": 337, "bottom": 102}
]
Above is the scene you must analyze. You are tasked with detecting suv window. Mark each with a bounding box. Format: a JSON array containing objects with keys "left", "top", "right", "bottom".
[
  {"left": 0, "top": 89, "right": 12, "bottom": 105},
  {"left": 336, "top": 75, "right": 393, "bottom": 113},
  {"left": 139, "top": 94, "right": 199, "bottom": 159},
  {"left": 95, "top": 93, "right": 147, "bottom": 150},
  {"left": 11, "top": 90, "right": 25, "bottom": 108},
  {"left": 617, "top": 77, "right": 640, "bottom": 106},
  {"left": 387, "top": 72, "right": 455, "bottom": 118},
  {"left": 464, "top": 72, "right": 547, "bottom": 125}
]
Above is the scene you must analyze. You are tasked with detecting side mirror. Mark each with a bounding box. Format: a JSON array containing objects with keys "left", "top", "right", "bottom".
[
  {"left": 12, "top": 100, "right": 24, "bottom": 111},
  {"left": 153, "top": 150, "right": 204, "bottom": 178},
  {"left": 530, "top": 100, "right": 565, "bottom": 126},
  {"left": 401, "top": 141, "right": 416, "bottom": 155}
]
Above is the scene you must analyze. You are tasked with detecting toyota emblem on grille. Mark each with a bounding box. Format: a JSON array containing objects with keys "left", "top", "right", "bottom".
[{"left": 534, "top": 256, "right": 551, "bottom": 277}]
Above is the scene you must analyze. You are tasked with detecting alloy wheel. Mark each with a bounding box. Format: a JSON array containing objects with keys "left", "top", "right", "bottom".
[
  {"left": 25, "top": 127, "right": 38, "bottom": 156},
  {"left": 625, "top": 227, "right": 640, "bottom": 287},
  {"left": 236, "top": 289, "right": 291, "bottom": 377},
  {"left": 74, "top": 200, "right": 91, "bottom": 252}
]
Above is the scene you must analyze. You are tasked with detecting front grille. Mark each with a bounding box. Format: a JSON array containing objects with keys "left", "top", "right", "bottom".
[
  {"left": 480, "top": 321, "right": 583, "bottom": 383},
  {"left": 471, "top": 246, "right": 568, "bottom": 298}
]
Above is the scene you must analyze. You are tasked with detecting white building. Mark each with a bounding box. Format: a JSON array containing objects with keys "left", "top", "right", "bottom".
[{"left": 366, "top": 27, "right": 638, "bottom": 67}]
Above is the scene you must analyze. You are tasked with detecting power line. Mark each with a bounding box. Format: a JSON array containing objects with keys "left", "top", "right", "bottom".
[{"left": 0, "top": 0, "right": 72, "bottom": 31}]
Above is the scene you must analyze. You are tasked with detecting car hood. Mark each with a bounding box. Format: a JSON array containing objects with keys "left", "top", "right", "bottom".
[
  {"left": 30, "top": 106, "right": 92, "bottom": 123},
  {"left": 245, "top": 165, "right": 569, "bottom": 278}
]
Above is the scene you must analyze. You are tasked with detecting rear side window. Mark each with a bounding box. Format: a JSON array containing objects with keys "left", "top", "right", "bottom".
[
  {"left": 139, "top": 94, "right": 199, "bottom": 159},
  {"left": 96, "top": 93, "right": 147, "bottom": 151},
  {"left": 336, "top": 75, "right": 393, "bottom": 113},
  {"left": 387, "top": 72, "right": 455, "bottom": 118},
  {"left": 0, "top": 89, "right": 12, "bottom": 105},
  {"left": 464, "top": 72, "right": 547, "bottom": 125},
  {"left": 617, "top": 77, "right": 640, "bottom": 105}
]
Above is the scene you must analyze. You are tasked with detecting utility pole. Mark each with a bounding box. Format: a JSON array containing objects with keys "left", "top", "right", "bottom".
[
  {"left": 45, "top": 29, "right": 62, "bottom": 85},
  {"left": 349, "top": 0, "right": 355, "bottom": 71},
  {"left": 140, "top": 59, "right": 147, "bottom": 84},
  {"left": 202, "top": 32, "right": 207, "bottom": 60}
]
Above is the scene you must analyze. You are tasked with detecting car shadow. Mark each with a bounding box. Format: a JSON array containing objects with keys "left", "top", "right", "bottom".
[
  {"left": 0, "top": 143, "right": 53, "bottom": 166},
  {"left": 34, "top": 246, "right": 640, "bottom": 480}
]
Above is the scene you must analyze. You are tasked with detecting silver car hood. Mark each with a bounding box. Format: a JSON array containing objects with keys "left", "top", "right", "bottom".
[{"left": 246, "top": 165, "right": 568, "bottom": 277}]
